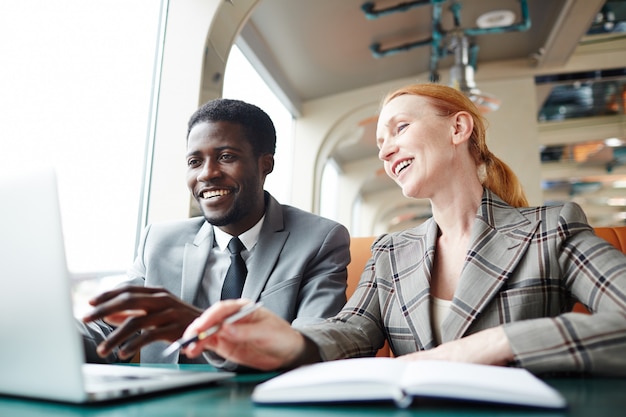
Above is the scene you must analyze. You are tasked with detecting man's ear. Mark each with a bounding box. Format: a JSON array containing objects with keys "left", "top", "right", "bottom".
[
  {"left": 260, "top": 154, "right": 274, "bottom": 176},
  {"left": 451, "top": 111, "right": 473, "bottom": 145}
]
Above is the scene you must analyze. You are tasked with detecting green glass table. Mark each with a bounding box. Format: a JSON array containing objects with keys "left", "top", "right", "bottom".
[{"left": 0, "top": 365, "right": 624, "bottom": 417}]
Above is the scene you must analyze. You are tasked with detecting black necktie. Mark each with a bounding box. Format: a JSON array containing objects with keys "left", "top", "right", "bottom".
[{"left": 220, "top": 237, "right": 248, "bottom": 299}]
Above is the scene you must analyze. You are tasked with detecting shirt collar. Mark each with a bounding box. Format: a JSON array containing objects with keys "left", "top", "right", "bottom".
[{"left": 213, "top": 215, "right": 265, "bottom": 252}]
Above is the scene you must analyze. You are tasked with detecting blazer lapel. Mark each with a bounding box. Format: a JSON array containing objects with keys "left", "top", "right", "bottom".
[
  {"left": 180, "top": 222, "right": 214, "bottom": 303},
  {"left": 389, "top": 220, "right": 439, "bottom": 350},
  {"left": 442, "top": 191, "right": 539, "bottom": 341}
]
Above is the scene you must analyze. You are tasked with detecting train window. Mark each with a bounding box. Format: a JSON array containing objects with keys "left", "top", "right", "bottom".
[
  {"left": 0, "top": 1, "right": 163, "bottom": 276},
  {"left": 223, "top": 45, "right": 294, "bottom": 205}
]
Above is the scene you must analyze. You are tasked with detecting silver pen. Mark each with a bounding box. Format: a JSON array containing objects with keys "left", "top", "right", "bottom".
[{"left": 162, "top": 301, "right": 263, "bottom": 357}]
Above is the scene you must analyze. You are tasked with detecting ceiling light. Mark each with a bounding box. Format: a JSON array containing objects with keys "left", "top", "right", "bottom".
[
  {"left": 469, "top": 91, "right": 502, "bottom": 113},
  {"left": 604, "top": 137, "right": 624, "bottom": 147},
  {"left": 476, "top": 10, "right": 516, "bottom": 29},
  {"left": 613, "top": 180, "right": 626, "bottom": 188},
  {"left": 607, "top": 197, "right": 626, "bottom": 207},
  {"left": 448, "top": 33, "right": 500, "bottom": 113}
]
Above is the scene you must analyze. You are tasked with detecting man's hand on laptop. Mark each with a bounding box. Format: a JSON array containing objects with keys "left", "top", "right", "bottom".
[{"left": 82, "top": 285, "right": 203, "bottom": 360}]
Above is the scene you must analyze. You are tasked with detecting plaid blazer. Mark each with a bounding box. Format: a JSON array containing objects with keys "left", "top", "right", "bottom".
[{"left": 300, "top": 189, "right": 626, "bottom": 376}]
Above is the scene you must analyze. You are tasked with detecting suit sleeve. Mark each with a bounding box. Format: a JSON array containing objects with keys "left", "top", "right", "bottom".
[
  {"left": 503, "top": 203, "right": 626, "bottom": 376},
  {"left": 291, "top": 223, "right": 351, "bottom": 327}
]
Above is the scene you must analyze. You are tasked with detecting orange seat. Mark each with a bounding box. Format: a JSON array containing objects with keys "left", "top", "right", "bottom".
[{"left": 347, "top": 227, "right": 626, "bottom": 356}]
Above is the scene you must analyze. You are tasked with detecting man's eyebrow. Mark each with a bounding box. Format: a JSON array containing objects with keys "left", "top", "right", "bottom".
[
  {"left": 215, "top": 145, "right": 242, "bottom": 152},
  {"left": 185, "top": 150, "right": 202, "bottom": 158},
  {"left": 185, "top": 145, "right": 245, "bottom": 158}
]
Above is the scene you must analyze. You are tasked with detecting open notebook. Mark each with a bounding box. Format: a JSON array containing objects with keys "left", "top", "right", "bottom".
[
  {"left": 0, "top": 168, "right": 234, "bottom": 403},
  {"left": 252, "top": 357, "right": 567, "bottom": 409}
]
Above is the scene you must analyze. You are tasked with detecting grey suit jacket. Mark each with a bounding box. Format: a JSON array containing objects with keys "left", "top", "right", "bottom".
[
  {"left": 81, "top": 192, "right": 349, "bottom": 366},
  {"left": 300, "top": 189, "right": 626, "bottom": 376}
]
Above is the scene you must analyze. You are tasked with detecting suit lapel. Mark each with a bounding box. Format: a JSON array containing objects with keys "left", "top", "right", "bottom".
[
  {"left": 180, "top": 222, "right": 214, "bottom": 303},
  {"left": 243, "top": 231, "right": 288, "bottom": 301},
  {"left": 442, "top": 191, "right": 539, "bottom": 341},
  {"left": 241, "top": 193, "right": 287, "bottom": 301}
]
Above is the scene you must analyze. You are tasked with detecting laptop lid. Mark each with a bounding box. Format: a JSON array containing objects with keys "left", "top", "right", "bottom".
[{"left": 0, "top": 168, "right": 233, "bottom": 403}]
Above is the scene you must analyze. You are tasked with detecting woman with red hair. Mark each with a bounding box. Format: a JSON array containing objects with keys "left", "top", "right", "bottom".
[{"left": 182, "top": 83, "right": 626, "bottom": 376}]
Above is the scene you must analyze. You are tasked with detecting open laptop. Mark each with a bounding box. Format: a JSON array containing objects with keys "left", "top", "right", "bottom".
[{"left": 0, "top": 168, "right": 234, "bottom": 403}]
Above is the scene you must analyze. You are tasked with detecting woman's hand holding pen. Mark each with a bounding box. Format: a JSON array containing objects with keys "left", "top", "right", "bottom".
[{"left": 182, "top": 299, "right": 306, "bottom": 371}]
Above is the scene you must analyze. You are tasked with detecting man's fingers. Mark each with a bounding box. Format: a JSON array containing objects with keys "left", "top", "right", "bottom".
[
  {"left": 119, "top": 323, "right": 182, "bottom": 358},
  {"left": 96, "top": 308, "right": 198, "bottom": 358},
  {"left": 102, "top": 310, "right": 147, "bottom": 327},
  {"left": 88, "top": 285, "right": 167, "bottom": 305},
  {"left": 95, "top": 313, "right": 163, "bottom": 357},
  {"left": 83, "top": 292, "right": 168, "bottom": 322},
  {"left": 83, "top": 298, "right": 139, "bottom": 322}
]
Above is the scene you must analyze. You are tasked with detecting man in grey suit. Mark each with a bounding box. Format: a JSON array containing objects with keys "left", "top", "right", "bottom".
[{"left": 80, "top": 98, "right": 350, "bottom": 368}]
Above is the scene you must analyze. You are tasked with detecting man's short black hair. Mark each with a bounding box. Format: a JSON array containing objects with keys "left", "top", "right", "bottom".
[{"left": 187, "top": 98, "right": 276, "bottom": 156}]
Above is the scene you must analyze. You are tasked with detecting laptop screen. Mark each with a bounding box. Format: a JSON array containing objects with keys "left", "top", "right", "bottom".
[{"left": 0, "top": 169, "right": 234, "bottom": 403}]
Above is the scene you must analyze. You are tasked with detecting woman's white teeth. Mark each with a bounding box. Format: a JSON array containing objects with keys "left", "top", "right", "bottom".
[
  {"left": 203, "top": 190, "right": 230, "bottom": 199},
  {"left": 395, "top": 159, "right": 413, "bottom": 176}
]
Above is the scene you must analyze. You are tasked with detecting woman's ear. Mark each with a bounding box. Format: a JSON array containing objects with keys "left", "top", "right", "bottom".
[{"left": 451, "top": 111, "right": 473, "bottom": 145}]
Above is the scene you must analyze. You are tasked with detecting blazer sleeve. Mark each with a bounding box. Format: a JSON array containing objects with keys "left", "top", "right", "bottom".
[
  {"left": 503, "top": 202, "right": 626, "bottom": 376},
  {"left": 298, "top": 235, "right": 389, "bottom": 360}
]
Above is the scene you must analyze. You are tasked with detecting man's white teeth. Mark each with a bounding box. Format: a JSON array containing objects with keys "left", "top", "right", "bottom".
[
  {"left": 394, "top": 159, "right": 413, "bottom": 176},
  {"left": 202, "top": 190, "right": 230, "bottom": 199}
]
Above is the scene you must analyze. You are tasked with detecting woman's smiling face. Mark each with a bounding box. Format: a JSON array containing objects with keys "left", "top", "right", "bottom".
[{"left": 376, "top": 94, "right": 457, "bottom": 200}]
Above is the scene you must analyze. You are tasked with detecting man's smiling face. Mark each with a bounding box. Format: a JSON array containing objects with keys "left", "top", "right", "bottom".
[{"left": 186, "top": 120, "right": 272, "bottom": 236}]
